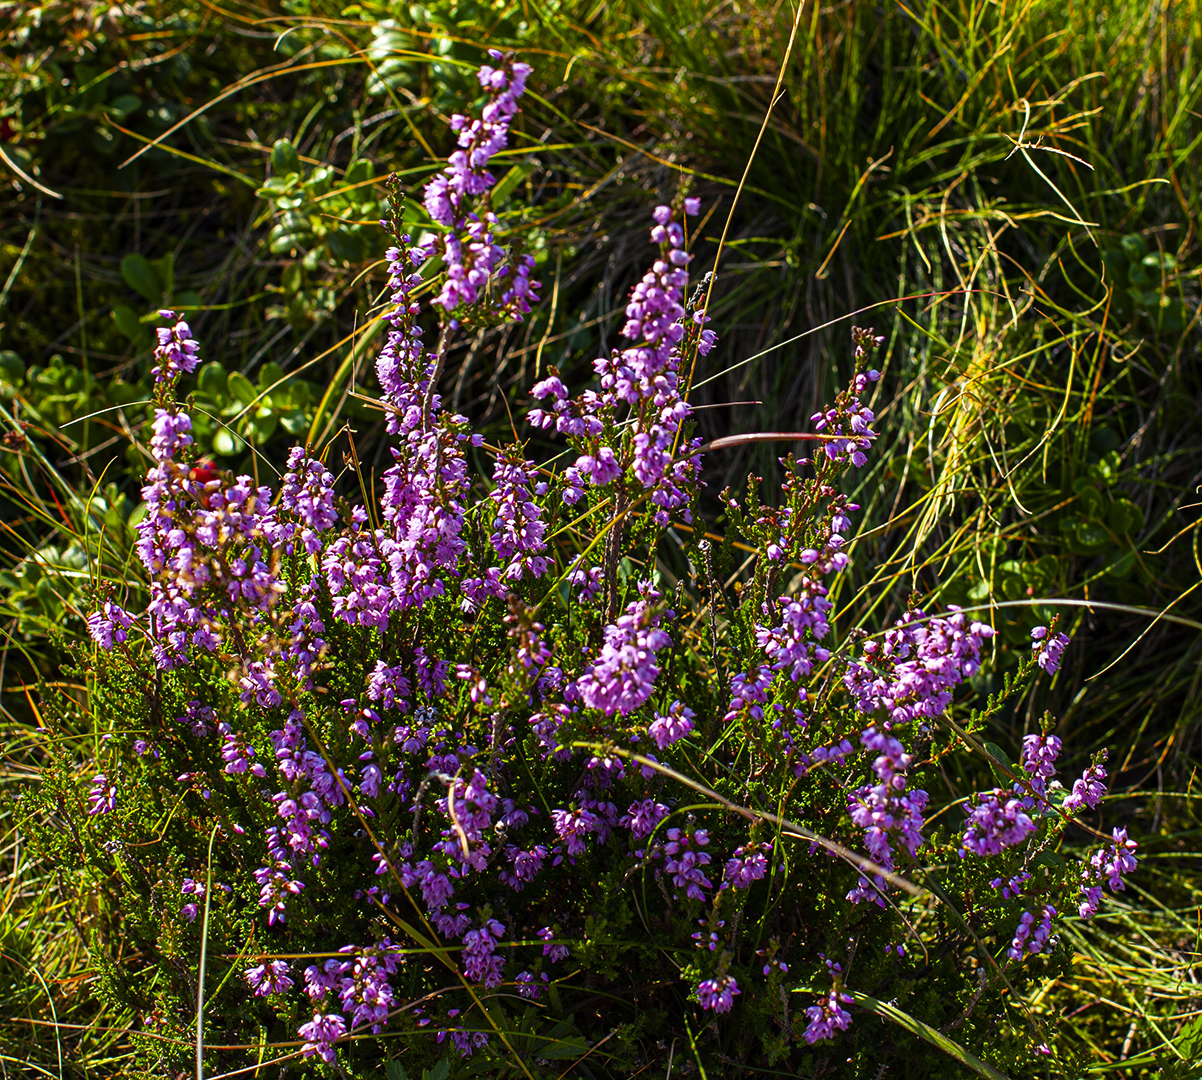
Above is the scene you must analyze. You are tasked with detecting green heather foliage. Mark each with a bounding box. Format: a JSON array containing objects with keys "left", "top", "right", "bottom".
[{"left": 1, "top": 1, "right": 1201, "bottom": 1077}]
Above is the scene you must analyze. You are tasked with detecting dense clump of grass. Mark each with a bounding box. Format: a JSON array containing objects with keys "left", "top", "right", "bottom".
[{"left": 1, "top": 0, "right": 1200, "bottom": 1075}]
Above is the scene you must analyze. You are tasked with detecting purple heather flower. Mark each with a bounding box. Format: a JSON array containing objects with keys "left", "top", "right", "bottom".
[
  {"left": 87, "top": 773, "right": 116, "bottom": 816},
  {"left": 86, "top": 601, "right": 135, "bottom": 649},
  {"left": 989, "top": 871, "right": 1031, "bottom": 899},
  {"left": 461, "top": 918, "right": 506, "bottom": 988},
  {"left": 279, "top": 447, "right": 339, "bottom": 552},
  {"left": 1092, "top": 827, "right": 1138, "bottom": 891},
  {"left": 723, "top": 843, "right": 769, "bottom": 889},
  {"left": 439, "top": 1027, "right": 489, "bottom": 1057},
  {"left": 151, "top": 311, "right": 202, "bottom": 382},
  {"left": 960, "top": 789, "right": 1036, "bottom": 857},
  {"left": 845, "top": 729, "right": 929, "bottom": 905},
  {"left": 804, "top": 989, "right": 853, "bottom": 1042},
  {"left": 537, "top": 927, "right": 569, "bottom": 964},
  {"left": 366, "top": 661, "right": 412, "bottom": 713},
  {"left": 808, "top": 340, "right": 881, "bottom": 469},
  {"left": 515, "top": 970, "right": 547, "bottom": 999},
  {"left": 621, "top": 798, "right": 669, "bottom": 840},
  {"left": 1008, "top": 904, "right": 1057, "bottom": 959},
  {"left": 487, "top": 450, "right": 551, "bottom": 582},
  {"left": 724, "top": 665, "right": 773, "bottom": 725},
  {"left": 647, "top": 700, "right": 695, "bottom": 749},
  {"left": 577, "top": 584, "right": 672, "bottom": 716},
  {"left": 255, "top": 868, "right": 304, "bottom": 925},
  {"left": 551, "top": 806, "right": 604, "bottom": 858},
  {"left": 566, "top": 559, "right": 604, "bottom": 603},
  {"left": 1078, "top": 882, "right": 1105, "bottom": 920},
  {"left": 298, "top": 1012, "right": 347, "bottom": 1064},
  {"left": 698, "top": 974, "right": 740, "bottom": 1013},
  {"left": 337, "top": 942, "right": 403, "bottom": 1032},
  {"left": 221, "top": 732, "right": 265, "bottom": 777},
  {"left": 1032, "top": 626, "right": 1070, "bottom": 674},
  {"left": 1021, "top": 732, "right": 1061, "bottom": 784},
  {"left": 246, "top": 959, "right": 294, "bottom": 996},
  {"left": 663, "top": 827, "right": 713, "bottom": 900},
  {"left": 180, "top": 701, "right": 215, "bottom": 737},
  {"left": 1063, "top": 753, "right": 1109, "bottom": 813},
  {"left": 532, "top": 203, "right": 712, "bottom": 526},
  {"left": 755, "top": 581, "right": 833, "bottom": 684},
  {"left": 845, "top": 607, "right": 994, "bottom": 725},
  {"left": 501, "top": 843, "right": 547, "bottom": 891},
  {"left": 422, "top": 54, "right": 539, "bottom": 320}
]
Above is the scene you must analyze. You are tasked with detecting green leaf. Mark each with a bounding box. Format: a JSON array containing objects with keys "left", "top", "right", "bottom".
[
  {"left": 111, "top": 304, "right": 145, "bottom": 341},
  {"left": 1177, "top": 1012, "right": 1202, "bottom": 1059},
  {"left": 282, "top": 263, "right": 303, "bottom": 295},
  {"left": 268, "top": 229, "right": 301, "bottom": 256},
  {"left": 982, "top": 742, "right": 1016, "bottom": 786},
  {"left": 847, "top": 990, "right": 1012, "bottom": 1080},
  {"left": 258, "top": 175, "right": 300, "bottom": 198},
  {"left": 306, "top": 165, "right": 333, "bottom": 196},
  {"left": 271, "top": 138, "right": 300, "bottom": 176},
  {"left": 104, "top": 93, "right": 141, "bottom": 119},
  {"left": 424, "top": 1060, "right": 450, "bottom": 1080},
  {"left": 1033, "top": 554, "right": 1059, "bottom": 586},
  {"left": 1143, "top": 250, "right": 1178, "bottom": 271},
  {"left": 492, "top": 161, "right": 536, "bottom": 204},
  {"left": 212, "top": 428, "right": 244, "bottom": 456},
  {"left": 999, "top": 572, "right": 1026, "bottom": 601},
  {"left": 0, "top": 350, "right": 24, "bottom": 383},
  {"left": 226, "top": 370, "right": 257, "bottom": 408},
  {"left": 258, "top": 362, "right": 286, "bottom": 392},
  {"left": 247, "top": 411, "right": 278, "bottom": 444},
  {"left": 120, "top": 254, "right": 163, "bottom": 304},
  {"left": 1108, "top": 498, "right": 1144, "bottom": 535},
  {"left": 281, "top": 409, "right": 309, "bottom": 435},
  {"left": 1072, "top": 477, "right": 1104, "bottom": 517},
  {"left": 154, "top": 251, "right": 175, "bottom": 299},
  {"left": 1120, "top": 233, "right": 1148, "bottom": 263},
  {"left": 1094, "top": 450, "right": 1122, "bottom": 485},
  {"left": 345, "top": 158, "right": 374, "bottom": 186},
  {"left": 326, "top": 229, "right": 366, "bottom": 262},
  {"left": 384, "top": 1062, "right": 409, "bottom": 1080},
  {"left": 1104, "top": 548, "right": 1136, "bottom": 579},
  {"left": 197, "top": 362, "right": 227, "bottom": 399},
  {"left": 1073, "top": 519, "right": 1109, "bottom": 551}
]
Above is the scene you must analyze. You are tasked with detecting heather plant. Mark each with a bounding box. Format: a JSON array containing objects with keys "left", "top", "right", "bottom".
[{"left": 20, "top": 53, "right": 1149, "bottom": 1079}]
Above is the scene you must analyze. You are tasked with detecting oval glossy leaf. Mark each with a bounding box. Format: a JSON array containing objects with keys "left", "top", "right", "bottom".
[
  {"left": 281, "top": 409, "right": 309, "bottom": 435},
  {"left": 120, "top": 253, "right": 163, "bottom": 304},
  {"left": 197, "top": 361, "right": 228, "bottom": 399},
  {"left": 271, "top": 137, "right": 300, "bottom": 176},
  {"left": 111, "top": 304, "right": 144, "bottom": 341},
  {"left": 212, "top": 428, "right": 244, "bottom": 456},
  {"left": 1073, "top": 519, "right": 1109, "bottom": 550},
  {"left": 226, "top": 370, "right": 257, "bottom": 408},
  {"left": 1120, "top": 233, "right": 1148, "bottom": 263},
  {"left": 247, "top": 411, "right": 279, "bottom": 445}
]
